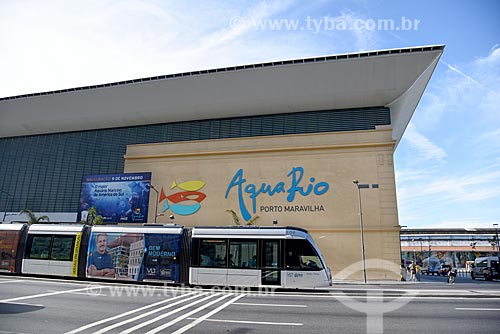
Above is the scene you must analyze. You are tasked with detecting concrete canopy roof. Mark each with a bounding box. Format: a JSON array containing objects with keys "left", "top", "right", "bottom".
[{"left": 0, "top": 45, "right": 444, "bottom": 144}]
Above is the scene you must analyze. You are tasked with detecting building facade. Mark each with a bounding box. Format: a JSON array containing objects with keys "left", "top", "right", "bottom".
[{"left": 0, "top": 45, "right": 444, "bottom": 280}]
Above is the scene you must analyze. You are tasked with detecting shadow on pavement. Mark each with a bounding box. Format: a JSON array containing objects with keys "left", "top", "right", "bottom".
[{"left": 0, "top": 302, "right": 45, "bottom": 314}]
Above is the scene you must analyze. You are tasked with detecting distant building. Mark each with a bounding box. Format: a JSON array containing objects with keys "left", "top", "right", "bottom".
[{"left": 400, "top": 228, "right": 499, "bottom": 269}]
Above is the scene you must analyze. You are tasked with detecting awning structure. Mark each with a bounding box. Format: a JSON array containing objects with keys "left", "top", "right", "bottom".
[{"left": 0, "top": 45, "right": 444, "bottom": 145}]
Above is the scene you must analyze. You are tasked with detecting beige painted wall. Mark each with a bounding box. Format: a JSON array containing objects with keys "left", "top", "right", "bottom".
[{"left": 124, "top": 126, "right": 401, "bottom": 280}]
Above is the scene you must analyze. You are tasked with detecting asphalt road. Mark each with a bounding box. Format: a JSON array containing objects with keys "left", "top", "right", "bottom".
[{"left": 1, "top": 275, "right": 499, "bottom": 334}]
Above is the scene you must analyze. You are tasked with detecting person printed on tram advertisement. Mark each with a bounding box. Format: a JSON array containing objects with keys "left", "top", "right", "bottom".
[{"left": 87, "top": 233, "right": 115, "bottom": 277}]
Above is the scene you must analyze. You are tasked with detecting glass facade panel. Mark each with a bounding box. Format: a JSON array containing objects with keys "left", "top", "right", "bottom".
[{"left": 0, "top": 107, "right": 390, "bottom": 213}]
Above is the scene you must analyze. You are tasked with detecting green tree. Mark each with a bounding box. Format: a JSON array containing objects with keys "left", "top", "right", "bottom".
[
  {"left": 225, "top": 209, "right": 259, "bottom": 226},
  {"left": 86, "top": 206, "right": 104, "bottom": 225},
  {"left": 226, "top": 209, "right": 241, "bottom": 225},
  {"left": 19, "top": 209, "right": 49, "bottom": 225}
]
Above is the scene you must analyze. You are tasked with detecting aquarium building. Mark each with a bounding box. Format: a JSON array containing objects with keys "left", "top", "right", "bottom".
[{"left": 0, "top": 45, "right": 444, "bottom": 280}]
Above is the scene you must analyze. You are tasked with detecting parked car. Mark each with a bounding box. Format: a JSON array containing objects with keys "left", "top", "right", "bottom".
[
  {"left": 470, "top": 256, "right": 500, "bottom": 281},
  {"left": 422, "top": 256, "right": 441, "bottom": 275}
]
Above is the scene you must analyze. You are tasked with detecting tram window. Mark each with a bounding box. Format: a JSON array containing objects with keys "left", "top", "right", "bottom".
[
  {"left": 51, "top": 236, "right": 75, "bottom": 261},
  {"left": 264, "top": 240, "right": 279, "bottom": 268},
  {"left": 199, "top": 239, "right": 227, "bottom": 267},
  {"left": 229, "top": 240, "right": 257, "bottom": 268},
  {"left": 285, "top": 239, "right": 324, "bottom": 271},
  {"left": 28, "top": 235, "right": 52, "bottom": 260}
]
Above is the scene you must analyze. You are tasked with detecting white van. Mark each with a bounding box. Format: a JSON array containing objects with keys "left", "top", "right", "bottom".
[{"left": 470, "top": 256, "right": 499, "bottom": 281}]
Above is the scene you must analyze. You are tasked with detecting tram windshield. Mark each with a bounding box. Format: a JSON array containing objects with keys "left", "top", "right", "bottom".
[{"left": 285, "top": 239, "right": 324, "bottom": 270}]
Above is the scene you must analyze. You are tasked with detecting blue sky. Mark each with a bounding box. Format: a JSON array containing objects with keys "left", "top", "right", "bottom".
[{"left": 1, "top": 0, "right": 499, "bottom": 228}]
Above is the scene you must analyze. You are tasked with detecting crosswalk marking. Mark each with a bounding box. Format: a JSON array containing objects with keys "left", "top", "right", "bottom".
[
  {"left": 65, "top": 292, "right": 198, "bottom": 334},
  {"left": 64, "top": 291, "right": 304, "bottom": 333},
  {"left": 172, "top": 294, "right": 246, "bottom": 334},
  {"left": 146, "top": 294, "right": 240, "bottom": 334},
  {"left": 94, "top": 293, "right": 210, "bottom": 334}
]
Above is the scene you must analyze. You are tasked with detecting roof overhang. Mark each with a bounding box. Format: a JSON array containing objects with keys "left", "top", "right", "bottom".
[{"left": 0, "top": 45, "right": 444, "bottom": 144}]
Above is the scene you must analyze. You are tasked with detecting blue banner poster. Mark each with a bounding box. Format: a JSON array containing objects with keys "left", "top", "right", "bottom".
[
  {"left": 77, "top": 173, "right": 152, "bottom": 223},
  {"left": 86, "top": 231, "right": 181, "bottom": 282}
]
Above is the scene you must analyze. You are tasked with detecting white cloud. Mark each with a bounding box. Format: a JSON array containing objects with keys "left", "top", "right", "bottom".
[
  {"left": 0, "top": 0, "right": 300, "bottom": 98},
  {"left": 415, "top": 45, "right": 500, "bottom": 131},
  {"left": 401, "top": 123, "right": 447, "bottom": 162},
  {"left": 398, "top": 166, "right": 500, "bottom": 205},
  {"left": 335, "top": 10, "right": 379, "bottom": 52}
]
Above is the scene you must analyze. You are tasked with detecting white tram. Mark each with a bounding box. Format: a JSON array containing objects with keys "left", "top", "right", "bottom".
[
  {"left": 22, "top": 224, "right": 86, "bottom": 277},
  {"left": 2, "top": 223, "right": 331, "bottom": 289},
  {"left": 189, "top": 226, "right": 332, "bottom": 288}
]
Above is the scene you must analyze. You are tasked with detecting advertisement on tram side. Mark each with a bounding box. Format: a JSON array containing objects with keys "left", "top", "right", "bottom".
[
  {"left": 86, "top": 231, "right": 181, "bottom": 282},
  {"left": 77, "top": 172, "right": 152, "bottom": 224},
  {"left": 0, "top": 230, "right": 21, "bottom": 273}
]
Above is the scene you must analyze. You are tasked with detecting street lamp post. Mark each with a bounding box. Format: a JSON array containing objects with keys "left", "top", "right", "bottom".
[
  {"left": 353, "top": 180, "right": 378, "bottom": 284},
  {"left": 149, "top": 184, "right": 159, "bottom": 225},
  {"left": 412, "top": 238, "right": 416, "bottom": 264},
  {"left": 419, "top": 238, "right": 423, "bottom": 264},
  {"left": 428, "top": 236, "right": 432, "bottom": 261},
  {"left": 494, "top": 223, "right": 500, "bottom": 258},
  {"left": 1, "top": 190, "right": 12, "bottom": 223}
]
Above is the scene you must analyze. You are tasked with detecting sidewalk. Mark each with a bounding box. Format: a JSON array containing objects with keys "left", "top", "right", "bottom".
[{"left": 323, "top": 278, "right": 500, "bottom": 298}]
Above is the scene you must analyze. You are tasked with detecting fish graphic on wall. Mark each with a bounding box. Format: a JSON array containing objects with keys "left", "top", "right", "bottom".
[{"left": 159, "top": 180, "right": 207, "bottom": 216}]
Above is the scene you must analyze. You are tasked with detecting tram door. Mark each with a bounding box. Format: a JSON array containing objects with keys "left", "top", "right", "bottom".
[{"left": 261, "top": 240, "right": 281, "bottom": 285}]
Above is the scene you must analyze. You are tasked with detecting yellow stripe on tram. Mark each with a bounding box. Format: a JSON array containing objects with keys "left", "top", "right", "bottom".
[{"left": 71, "top": 232, "right": 82, "bottom": 277}]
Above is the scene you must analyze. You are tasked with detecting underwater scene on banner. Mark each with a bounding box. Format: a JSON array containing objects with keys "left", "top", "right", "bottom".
[
  {"left": 77, "top": 173, "right": 152, "bottom": 224},
  {"left": 86, "top": 232, "right": 181, "bottom": 282}
]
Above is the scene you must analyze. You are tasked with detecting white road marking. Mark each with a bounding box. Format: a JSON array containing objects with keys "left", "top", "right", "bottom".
[
  {"left": 233, "top": 302, "right": 307, "bottom": 308},
  {"left": 0, "top": 286, "right": 102, "bottom": 303},
  {"left": 186, "top": 317, "right": 303, "bottom": 326},
  {"left": 46, "top": 290, "right": 106, "bottom": 297},
  {"left": 125, "top": 294, "right": 229, "bottom": 334},
  {"left": 455, "top": 307, "right": 500, "bottom": 311},
  {"left": 92, "top": 293, "right": 209, "bottom": 334},
  {"left": 0, "top": 301, "right": 44, "bottom": 307},
  {"left": 172, "top": 295, "right": 248, "bottom": 334},
  {"left": 149, "top": 294, "right": 243, "bottom": 334},
  {"left": 0, "top": 280, "right": 23, "bottom": 284},
  {"left": 65, "top": 292, "right": 198, "bottom": 334}
]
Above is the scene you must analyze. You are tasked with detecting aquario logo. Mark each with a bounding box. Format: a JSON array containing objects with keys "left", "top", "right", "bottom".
[
  {"left": 225, "top": 166, "right": 330, "bottom": 221},
  {"left": 158, "top": 180, "right": 207, "bottom": 216}
]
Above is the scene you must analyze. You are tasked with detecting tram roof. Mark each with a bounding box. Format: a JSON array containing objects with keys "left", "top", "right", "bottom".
[
  {"left": 91, "top": 224, "right": 184, "bottom": 234},
  {"left": 0, "top": 223, "right": 27, "bottom": 231},
  {"left": 26, "top": 224, "right": 86, "bottom": 234},
  {"left": 0, "top": 45, "right": 444, "bottom": 145},
  {"left": 192, "top": 225, "right": 309, "bottom": 238}
]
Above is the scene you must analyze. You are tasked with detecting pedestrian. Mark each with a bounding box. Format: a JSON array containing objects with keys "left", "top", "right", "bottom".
[
  {"left": 448, "top": 268, "right": 457, "bottom": 284},
  {"left": 409, "top": 261, "right": 417, "bottom": 281},
  {"left": 416, "top": 263, "right": 421, "bottom": 281},
  {"left": 400, "top": 264, "right": 406, "bottom": 281}
]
